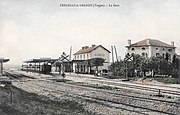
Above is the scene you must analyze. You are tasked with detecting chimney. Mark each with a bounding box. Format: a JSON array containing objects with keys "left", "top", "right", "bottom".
[
  {"left": 85, "top": 46, "right": 89, "bottom": 49},
  {"left": 147, "top": 38, "right": 150, "bottom": 45},
  {"left": 128, "top": 39, "right": 131, "bottom": 46},
  {"left": 171, "top": 41, "right": 174, "bottom": 47},
  {"left": 92, "top": 44, "right": 96, "bottom": 47}
]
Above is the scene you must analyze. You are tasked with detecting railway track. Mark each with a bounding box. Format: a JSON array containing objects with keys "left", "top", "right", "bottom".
[
  {"left": 24, "top": 82, "right": 148, "bottom": 115},
  {"left": 68, "top": 74, "right": 180, "bottom": 97},
  {"left": 3, "top": 71, "right": 180, "bottom": 114},
  {"left": 3, "top": 71, "right": 35, "bottom": 81},
  {"left": 66, "top": 82, "right": 180, "bottom": 105},
  {"left": 22, "top": 80, "right": 179, "bottom": 115},
  {"left": 89, "top": 79, "right": 180, "bottom": 97}
]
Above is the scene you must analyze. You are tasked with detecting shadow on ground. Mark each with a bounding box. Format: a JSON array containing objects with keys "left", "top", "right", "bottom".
[{"left": 0, "top": 83, "right": 94, "bottom": 115}]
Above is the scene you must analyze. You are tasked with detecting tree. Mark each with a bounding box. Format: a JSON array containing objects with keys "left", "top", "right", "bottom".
[
  {"left": 110, "top": 54, "right": 180, "bottom": 78},
  {"left": 109, "top": 60, "right": 125, "bottom": 77},
  {"left": 88, "top": 58, "right": 105, "bottom": 75}
]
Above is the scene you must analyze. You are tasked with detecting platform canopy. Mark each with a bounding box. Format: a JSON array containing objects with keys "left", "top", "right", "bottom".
[
  {"left": 0, "top": 58, "right": 10, "bottom": 63},
  {"left": 24, "top": 58, "right": 58, "bottom": 63}
]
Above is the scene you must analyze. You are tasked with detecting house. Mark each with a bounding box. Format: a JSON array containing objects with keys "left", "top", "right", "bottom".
[
  {"left": 73, "top": 45, "right": 110, "bottom": 74},
  {"left": 126, "top": 38, "right": 176, "bottom": 61}
]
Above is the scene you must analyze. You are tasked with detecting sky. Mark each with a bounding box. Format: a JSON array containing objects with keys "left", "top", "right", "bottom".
[{"left": 1, "top": 0, "right": 180, "bottom": 65}]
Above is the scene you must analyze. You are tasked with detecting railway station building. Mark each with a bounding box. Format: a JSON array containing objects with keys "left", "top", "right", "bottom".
[
  {"left": 126, "top": 38, "right": 176, "bottom": 61},
  {"left": 73, "top": 45, "right": 110, "bottom": 74},
  {"left": 22, "top": 58, "right": 58, "bottom": 74}
]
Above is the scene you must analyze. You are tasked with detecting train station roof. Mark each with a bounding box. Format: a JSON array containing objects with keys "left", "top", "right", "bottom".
[
  {"left": 24, "top": 58, "right": 58, "bottom": 63},
  {"left": 0, "top": 58, "right": 10, "bottom": 63},
  {"left": 74, "top": 45, "right": 111, "bottom": 55}
]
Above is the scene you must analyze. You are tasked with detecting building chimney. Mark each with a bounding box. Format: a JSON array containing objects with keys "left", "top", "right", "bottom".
[
  {"left": 147, "top": 38, "right": 150, "bottom": 45},
  {"left": 128, "top": 39, "right": 131, "bottom": 46},
  {"left": 171, "top": 41, "right": 174, "bottom": 47},
  {"left": 85, "top": 46, "right": 89, "bottom": 49},
  {"left": 92, "top": 44, "right": 96, "bottom": 47}
]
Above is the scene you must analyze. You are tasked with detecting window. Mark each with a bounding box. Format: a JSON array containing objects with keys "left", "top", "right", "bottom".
[
  {"left": 163, "top": 53, "right": 165, "bottom": 58},
  {"left": 156, "top": 48, "right": 158, "bottom": 50},
  {"left": 168, "top": 49, "right": 172, "bottom": 52},
  {"left": 163, "top": 48, "right": 165, "bottom": 50},
  {"left": 77, "top": 55, "right": 79, "bottom": 60},
  {"left": 165, "top": 53, "right": 169, "bottom": 60},
  {"left": 142, "top": 53, "right": 145, "bottom": 57},
  {"left": 74, "top": 56, "right": 76, "bottom": 60},
  {"left": 142, "top": 47, "right": 145, "bottom": 50},
  {"left": 131, "top": 48, "right": 135, "bottom": 51},
  {"left": 80, "top": 55, "right": 82, "bottom": 60},
  {"left": 156, "top": 53, "right": 160, "bottom": 57}
]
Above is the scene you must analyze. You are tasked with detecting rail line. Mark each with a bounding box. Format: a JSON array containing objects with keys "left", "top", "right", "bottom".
[
  {"left": 26, "top": 82, "right": 148, "bottom": 115},
  {"left": 29, "top": 81, "right": 179, "bottom": 115},
  {"left": 67, "top": 74, "right": 180, "bottom": 97},
  {"left": 89, "top": 79, "right": 180, "bottom": 97},
  {"left": 4, "top": 71, "right": 35, "bottom": 81},
  {"left": 4, "top": 71, "right": 180, "bottom": 114},
  {"left": 5, "top": 71, "right": 180, "bottom": 105},
  {"left": 67, "top": 82, "right": 180, "bottom": 105}
]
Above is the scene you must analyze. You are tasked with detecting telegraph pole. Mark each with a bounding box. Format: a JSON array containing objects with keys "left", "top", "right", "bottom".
[
  {"left": 114, "top": 45, "right": 118, "bottom": 62},
  {"left": 111, "top": 46, "right": 114, "bottom": 63}
]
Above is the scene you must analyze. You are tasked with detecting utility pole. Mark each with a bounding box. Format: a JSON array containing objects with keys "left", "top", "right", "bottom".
[
  {"left": 114, "top": 45, "right": 119, "bottom": 77},
  {"left": 114, "top": 45, "right": 118, "bottom": 62},
  {"left": 111, "top": 46, "right": 115, "bottom": 77},
  {"left": 111, "top": 46, "right": 114, "bottom": 63},
  {"left": 69, "top": 46, "right": 72, "bottom": 61},
  {"left": 69, "top": 46, "right": 72, "bottom": 74}
]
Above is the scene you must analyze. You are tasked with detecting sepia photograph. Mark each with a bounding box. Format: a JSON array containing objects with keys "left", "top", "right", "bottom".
[{"left": 0, "top": 0, "right": 180, "bottom": 114}]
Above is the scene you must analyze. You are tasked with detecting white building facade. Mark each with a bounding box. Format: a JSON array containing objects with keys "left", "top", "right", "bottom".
[
  {"left": 126, "top": 39, "right": 176, "bottom": 61},
  {"left": 73, "top": 45, "right": 110, "bottom": 74}
]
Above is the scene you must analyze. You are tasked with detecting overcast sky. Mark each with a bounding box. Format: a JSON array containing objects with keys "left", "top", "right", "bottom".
[{"left": 1, "top": 0, "right": 180, "bottom": 65}]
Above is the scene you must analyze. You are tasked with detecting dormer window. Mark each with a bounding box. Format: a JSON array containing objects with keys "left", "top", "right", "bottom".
[
  {"left": 131, "top": 48, "right": 135, "bottom": 51},
  {"left": 142, "top": 47, "right": 145, "bottom": 50}
]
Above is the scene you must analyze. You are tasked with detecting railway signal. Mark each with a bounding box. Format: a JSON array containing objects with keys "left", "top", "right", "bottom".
[
  {"left": 58, "top": 52, "right": 70, "bottom": 77},
  {"left": 124, "top": 53, "right": 134, "bottom": 79}
]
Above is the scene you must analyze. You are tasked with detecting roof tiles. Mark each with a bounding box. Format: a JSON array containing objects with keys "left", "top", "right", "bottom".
[
  {"left": 130, "top": 39, "right": 175, "bottom": 48},
  {"left": 74, "top": 45, "right": 110, "bottom": 55}
]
